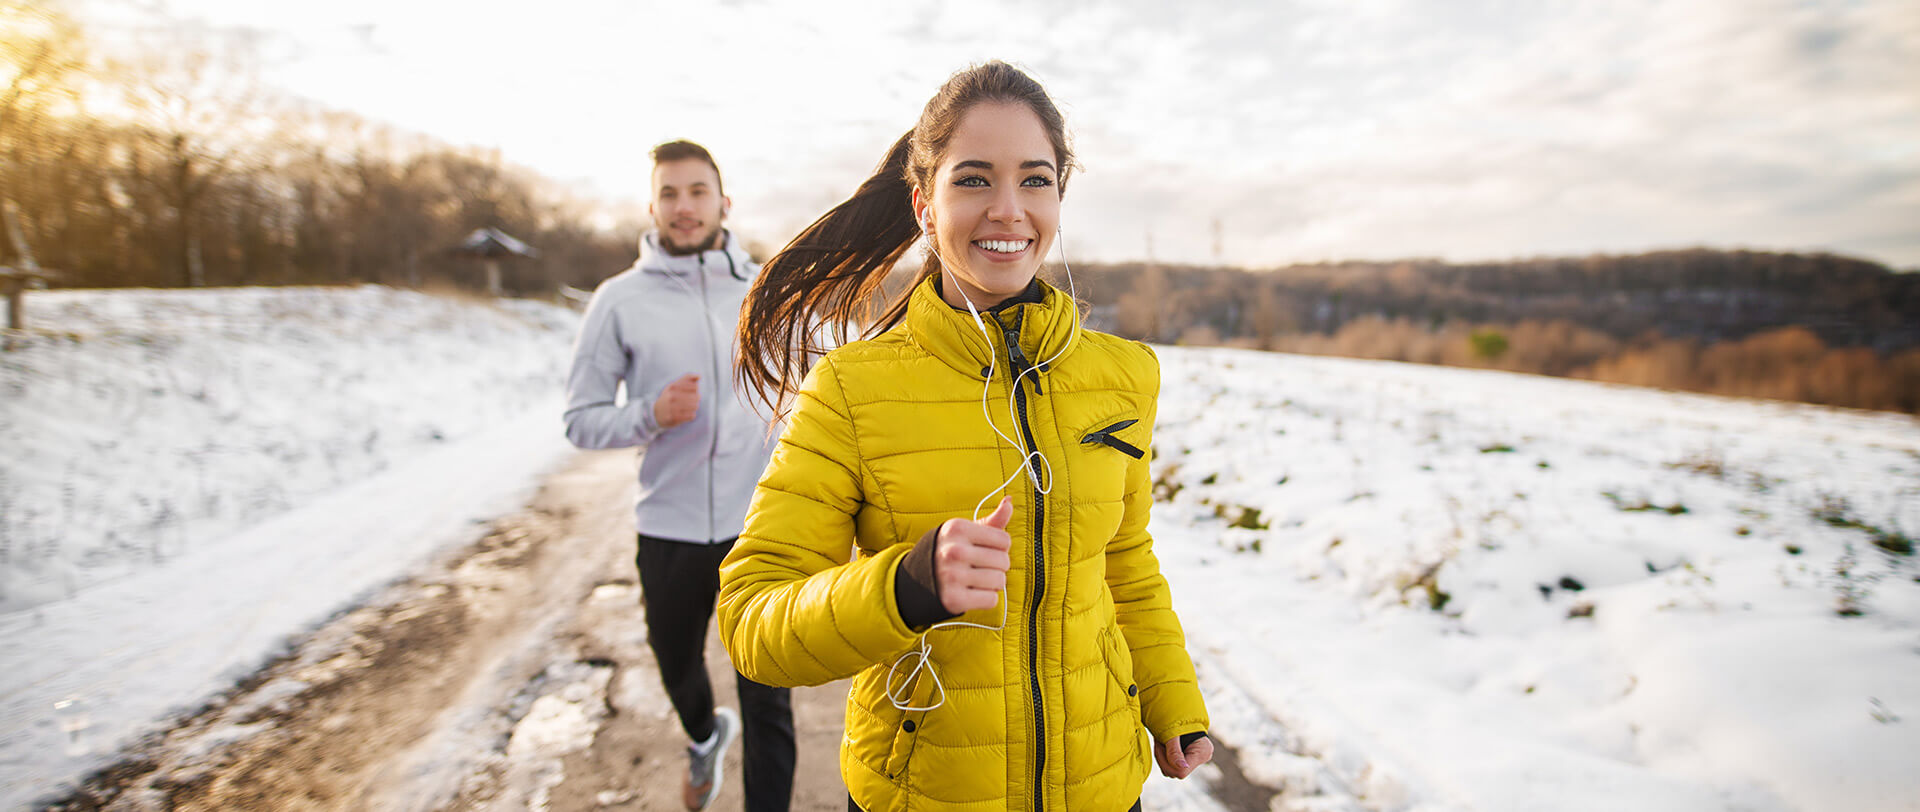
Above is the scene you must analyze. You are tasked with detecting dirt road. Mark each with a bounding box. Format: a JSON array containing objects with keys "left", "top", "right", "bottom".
[
  {"left": 46, "top": 448, "right": 1277, "bottom": 811},
  {"left": 47, "top": 449, "right": 849, "bottom": 811}
]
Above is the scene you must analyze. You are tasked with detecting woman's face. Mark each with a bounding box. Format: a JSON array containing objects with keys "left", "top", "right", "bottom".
[{"left": 914, "top": 101, "right": 1062, "bottom": 310}]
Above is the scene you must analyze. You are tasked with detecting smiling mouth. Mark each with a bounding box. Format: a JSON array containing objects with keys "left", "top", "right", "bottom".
[{"left": 975, "top": 239, "right": 1032, "bottom": 254}]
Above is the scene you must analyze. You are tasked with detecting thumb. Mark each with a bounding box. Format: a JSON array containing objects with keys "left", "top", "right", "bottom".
[{"left": 982, "top": 496, "right": 1013, "bottom": 530}]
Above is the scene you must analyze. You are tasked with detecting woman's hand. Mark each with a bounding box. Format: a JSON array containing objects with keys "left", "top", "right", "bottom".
[
  {"left": 935, "top": 497, "right": 1013, "bottom": 613},
  {"left": 1154, "top": 735, "right": 1214, "bottom": 779}
]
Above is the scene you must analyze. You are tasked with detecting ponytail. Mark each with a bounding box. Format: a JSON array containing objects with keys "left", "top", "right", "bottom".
[{"left": 736, "top": 131, "right": 931, "bottom": 417}]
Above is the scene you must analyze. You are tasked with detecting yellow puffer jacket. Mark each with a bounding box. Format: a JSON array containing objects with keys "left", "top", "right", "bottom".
[{"left": 718, "top": 275, "right": 1209, "bottom": 812}]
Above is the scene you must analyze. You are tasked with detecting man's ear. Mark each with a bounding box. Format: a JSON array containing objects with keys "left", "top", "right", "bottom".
[{"left": 721, "top": 195, "right": 732, "bottom": 219}]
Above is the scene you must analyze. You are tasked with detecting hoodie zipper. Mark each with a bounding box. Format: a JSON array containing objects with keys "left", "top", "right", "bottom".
[
  {"left": 698, "top": 253, "right": 720, "bottom": 542},
  {"left": 995, "top": 309, "right": 1048, "bottom": 811}
]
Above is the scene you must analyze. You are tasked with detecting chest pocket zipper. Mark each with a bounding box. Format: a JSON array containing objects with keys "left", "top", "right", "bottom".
[{"left": 1081, "top": 419, "right": 1144, "bottom": 459}]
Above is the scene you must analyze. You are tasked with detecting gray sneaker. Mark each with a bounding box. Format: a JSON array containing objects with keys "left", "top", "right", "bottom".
[{"left": 682, "top": 706, "right": 739, "bottom": 810}]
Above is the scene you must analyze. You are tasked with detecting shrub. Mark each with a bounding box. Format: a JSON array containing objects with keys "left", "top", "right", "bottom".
[{"left": 1469, "top": 329, "right": 1510, "bottom": 361}]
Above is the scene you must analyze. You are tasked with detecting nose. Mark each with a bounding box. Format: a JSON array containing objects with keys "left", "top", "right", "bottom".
[{"left": 985, "top": 184, "right": 1023, "bottom": 224}]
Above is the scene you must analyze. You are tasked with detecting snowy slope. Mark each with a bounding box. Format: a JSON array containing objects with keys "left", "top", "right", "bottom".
[
  {"left": 1, "top": 286, "right": 575, "bottom": 611},
  {"left": 0, "top": 286, "right": 580, "bottom": 809},
  {"left": 1147, "top": 348, "right": 1920, "bottom": 812}
]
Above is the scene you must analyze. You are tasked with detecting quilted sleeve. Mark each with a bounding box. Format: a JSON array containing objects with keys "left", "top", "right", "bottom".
[
  {"left": 717, "top": 357, "right": 924, "bottom": 687},
  {"left": 1104, "top": 345, "right": 1211, "bottom": 742}
]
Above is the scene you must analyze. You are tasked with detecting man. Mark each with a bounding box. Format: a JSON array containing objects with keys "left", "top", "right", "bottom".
[{"left": 563, "top": 140, "right": 793, "bottom": 812}]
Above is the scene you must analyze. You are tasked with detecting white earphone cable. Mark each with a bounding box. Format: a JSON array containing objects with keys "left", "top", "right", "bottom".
[{"left": 886, "top": 224, "right": 1078, "bottom": 713}]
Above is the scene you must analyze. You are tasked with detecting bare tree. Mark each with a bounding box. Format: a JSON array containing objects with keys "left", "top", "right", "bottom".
[
  {"left": 1116, "top": 262, "right": 1169, "bottom": 342},
  {"left": 117, "top": 23, "right": 270, "bottom": 287},
  {"left": 0, "top": 0, "right": 88, "bottom": 266},
  {"left": 0, "top": 4, "right": 655, "bottom": 293}
]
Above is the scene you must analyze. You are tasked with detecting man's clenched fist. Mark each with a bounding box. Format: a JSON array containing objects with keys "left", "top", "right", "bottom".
[{"left": 653, "top": 373, "right": 701, "bottom": 429}]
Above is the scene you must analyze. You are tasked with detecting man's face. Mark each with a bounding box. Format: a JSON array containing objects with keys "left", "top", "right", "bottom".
[{"left": 649, "top": 159, "right": 728, "bottom": 256}]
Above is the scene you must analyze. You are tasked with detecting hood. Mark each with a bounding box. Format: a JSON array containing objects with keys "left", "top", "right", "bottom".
[{"left": 636, "top": 229, "right": 755, "bottom": 281}]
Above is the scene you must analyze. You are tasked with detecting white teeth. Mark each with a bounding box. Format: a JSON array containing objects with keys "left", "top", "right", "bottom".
[{"left": 976, "top": 239, "right": 1030, "bottom": 254}]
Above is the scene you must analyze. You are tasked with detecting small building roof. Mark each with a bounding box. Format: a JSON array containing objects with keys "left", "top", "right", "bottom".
[
  {"left": 454, "top": 228, "right": 539, "bottom": 259},
  {"left": 0, "top": 265, "right": 60, "bottom": 281}
]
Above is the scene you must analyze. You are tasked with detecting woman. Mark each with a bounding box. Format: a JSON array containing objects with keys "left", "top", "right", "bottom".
[{"left": 719, "top": 61, "right": 1211, "bottom": 812}]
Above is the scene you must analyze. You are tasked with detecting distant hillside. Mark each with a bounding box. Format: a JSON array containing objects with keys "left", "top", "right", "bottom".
[
  {"left": 1072, "top": 249, "right": 1920, "bottom": 352},
  {"left": 1063, "top": 249, "right": 1920, "bottom": 413}
]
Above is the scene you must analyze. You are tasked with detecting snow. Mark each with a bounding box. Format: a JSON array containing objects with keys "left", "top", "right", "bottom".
[
  {"left": 503, "top": 661, "right": 616, "bottom": 812},
  {"left": 0, "top": 286, "right": 578, "bottom": 809},
  {"left": 1146, "top": 349, "right": 1920, "bottom": 812},
  {"left": 4, "top": 287, "right": 1917, "bottom": 811}
]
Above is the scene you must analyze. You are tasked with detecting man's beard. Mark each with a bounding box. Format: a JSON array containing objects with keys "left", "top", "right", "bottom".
[{"left": 660, "top": 224, "right": 723, "bottom": 256}]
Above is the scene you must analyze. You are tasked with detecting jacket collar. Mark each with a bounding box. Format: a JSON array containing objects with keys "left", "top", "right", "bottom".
[
  {"left": 637, "top": 229, "right": 754, "bottom": 282},
  {"left": 905, "top": 273, "right": 1080, "bottom": 381}
]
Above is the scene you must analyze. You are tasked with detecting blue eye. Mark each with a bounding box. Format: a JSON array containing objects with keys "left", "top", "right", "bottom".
[
  {"left": 1022, "top": 175, "right": 1055, "bottom": 188},
  {"left": 955, "top": 176, "right": 988, "bottom": 187}
]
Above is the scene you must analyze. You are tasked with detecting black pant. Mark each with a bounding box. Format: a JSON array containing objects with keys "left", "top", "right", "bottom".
[
  {"left": 850, "top": 798, "right": 1142, "bottom": 811},
  {"left": 638, "top": 533, "right": 795, "bottom": 812}
]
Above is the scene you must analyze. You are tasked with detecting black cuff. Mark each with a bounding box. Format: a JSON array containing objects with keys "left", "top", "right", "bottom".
[
  {"left": 1179, "top": 731, "right": 1208, "bottom": 750},
  {"left": 894, "top": 524, "right": 960, "bottom": 629}
]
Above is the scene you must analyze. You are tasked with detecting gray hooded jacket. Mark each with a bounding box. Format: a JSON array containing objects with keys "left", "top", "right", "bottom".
[{"left": 563, "top": 230, "right": 776, "bottom": 543}]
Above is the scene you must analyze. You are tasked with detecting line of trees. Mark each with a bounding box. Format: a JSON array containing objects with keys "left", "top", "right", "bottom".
[
  {"left": 1, "top": 0, "right": 636, "bottom": 295},
  {"left": 1086, "top": 250, "right": 1920, "bottom": 354},
  {"left": 1073, "top": 252, "right": 1920, "bottom": 414}
]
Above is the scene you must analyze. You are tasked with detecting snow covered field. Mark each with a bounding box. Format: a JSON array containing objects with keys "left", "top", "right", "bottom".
[
  {"left": 3, "top": 286, "right": 1917, "bottom": 810},
  {"left": 0, "top": 287, "right": 579, "bottom": 808},
  {"left": 0, "top": 286, "right": 577, "bottom": 612},
  {"left": 1147, "top": 349, "right": 1920, "bottom": 812}
]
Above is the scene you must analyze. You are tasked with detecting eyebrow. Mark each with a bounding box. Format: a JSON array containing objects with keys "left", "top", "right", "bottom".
[{"left": 954, "top": 159, "right": 1057, "bottom": 172}]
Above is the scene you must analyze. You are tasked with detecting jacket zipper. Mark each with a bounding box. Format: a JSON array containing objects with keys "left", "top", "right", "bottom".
[
  {"left": 997, "top": 310, "right": 1048, "bottom": 811},
  {"left": 1081, "top": 420, "right": 1144, "bottom": 459},
  {"left": 698, "top": 254, "right": 719, "bottom": 542}
]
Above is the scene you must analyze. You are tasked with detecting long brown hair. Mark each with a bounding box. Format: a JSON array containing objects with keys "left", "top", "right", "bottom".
[{"left": 736, "top": 61, "right": 1075, "bottom": 416}]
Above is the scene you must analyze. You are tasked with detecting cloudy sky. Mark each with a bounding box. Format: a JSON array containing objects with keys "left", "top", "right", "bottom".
[{"left": 74, "top": 0, "right": 1920, "bottom": 268}]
